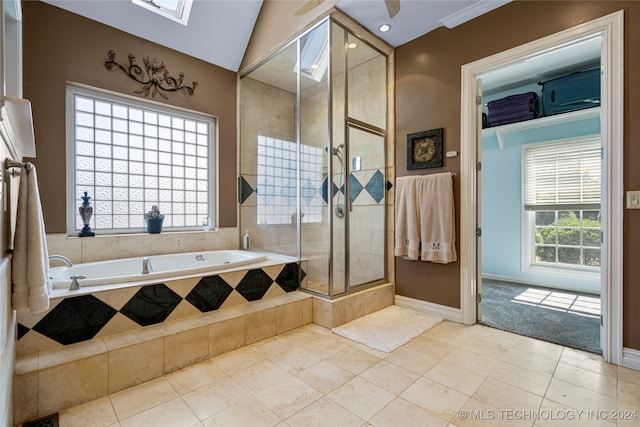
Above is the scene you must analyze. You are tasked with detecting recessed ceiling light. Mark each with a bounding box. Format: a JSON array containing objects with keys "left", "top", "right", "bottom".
[
  {"left": 378, "top": 24, "right": 391, "bottom": 33},
  {"left": 348, "top": 42, "right": 358, "bottom": 49}
]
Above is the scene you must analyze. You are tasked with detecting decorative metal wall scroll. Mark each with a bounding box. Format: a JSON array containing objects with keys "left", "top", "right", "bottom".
[{"left": 105, "top": 50, "right": 197, "bottom": 99}]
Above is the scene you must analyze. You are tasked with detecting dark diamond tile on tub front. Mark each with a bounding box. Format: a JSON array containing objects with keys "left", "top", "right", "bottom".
[
  {"left": 32, "top": 295, "right": 117, "bottom": 345},
  {"left": 186, "top": 275, "right": 234, "bottom": 312},
  {"left": 17, "top": 323, "right": 30, "bottom": 340},
  {"left": 276, "top": 263, "right": 306, "bottom": 292},
  {"left": 235, "top": 269, "right": 274, "bottom": 301},
  {"left": 120, "top": 283, "right": 183, "bottom": 326}
]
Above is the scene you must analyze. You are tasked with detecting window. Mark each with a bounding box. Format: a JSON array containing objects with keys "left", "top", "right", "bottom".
[
  {"left": 256, "top": 135, "right": 323, "bottom": 226},
  {"left": 523, "top": 137, "right": 601, "bottom": 272},
  {"left": 67, "top": 85, "right": 216, "bottom": 234},
  {"left": 132, "top": 0, "right": 193, "bottom": 26}
]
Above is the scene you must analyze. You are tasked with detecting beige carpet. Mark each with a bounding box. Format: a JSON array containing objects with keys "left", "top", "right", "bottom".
[{"left": 331, "top": 305, "right": 443, "bottom": 353}]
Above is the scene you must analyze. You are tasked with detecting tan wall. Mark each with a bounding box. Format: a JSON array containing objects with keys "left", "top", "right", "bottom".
[
  {"left": 22, "top": 1, "right": 238, "bottom": 230},
  {"left": 240, "top": 0, "right": 336, "bottom": 73},
  {"left": 395, "top": 0, "right": 640, "bottom": 350}
]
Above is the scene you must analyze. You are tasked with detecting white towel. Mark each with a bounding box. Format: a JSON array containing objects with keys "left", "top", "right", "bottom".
[
  {"left": 394, "top": 176, "right": 421, "bottom": 260},
  {"left": 11, "top": 162, "right": 51, "bottom": 313},
  {"left": 417, "top": 172, "right": 457, "bottom": 263}
]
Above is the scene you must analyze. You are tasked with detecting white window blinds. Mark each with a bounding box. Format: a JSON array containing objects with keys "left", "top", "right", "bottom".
[{"left": 523, "top": 138, "right": 601, "bottom": 211}]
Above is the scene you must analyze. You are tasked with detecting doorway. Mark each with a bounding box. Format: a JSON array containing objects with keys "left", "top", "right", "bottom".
[{"left": 459, "top": 11, "right": 624, "bottom": 364}]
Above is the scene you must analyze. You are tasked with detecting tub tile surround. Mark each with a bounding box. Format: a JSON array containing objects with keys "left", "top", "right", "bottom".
[
  {"left": 13, "top": 283, "right": 395, "bottom": 424},
  {"left": 16, "top": 259, "right": 307, "bottom": 356}
]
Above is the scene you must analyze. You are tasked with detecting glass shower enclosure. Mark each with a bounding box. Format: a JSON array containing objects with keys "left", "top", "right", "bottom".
[{"left": 239, "top": 17, "right": 387, "bottom": 298}]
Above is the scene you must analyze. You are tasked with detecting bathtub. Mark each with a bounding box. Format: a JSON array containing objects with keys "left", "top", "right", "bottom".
[{"left": 49, "top": 250, "right": 267, "bottom": 289}]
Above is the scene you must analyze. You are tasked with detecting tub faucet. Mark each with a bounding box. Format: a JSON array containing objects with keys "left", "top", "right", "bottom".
[
  {"left": 49, "top": 255, "right": 73, "bottom": 268},
  {"left": 142, "top": 257, "right": 152, "bottom": 274},
  {"left": 69, "top": 275, "right": 85, "bottom": 291}
]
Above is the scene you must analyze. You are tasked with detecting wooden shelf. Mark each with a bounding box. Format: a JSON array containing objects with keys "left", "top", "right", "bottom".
[{"left": 482, "top": 107, "right": 600, "bottom": 150}]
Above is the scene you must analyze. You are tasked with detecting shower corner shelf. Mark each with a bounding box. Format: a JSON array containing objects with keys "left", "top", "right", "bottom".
[{"left": 482, "top": 106, "right": 600, "bottom": 150}]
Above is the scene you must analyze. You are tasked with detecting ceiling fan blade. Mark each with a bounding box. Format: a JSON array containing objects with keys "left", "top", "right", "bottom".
[
  {"left": 384, "top": 0, "right": 400, "bottom": 18},
  {"left": 294, "top": 0, "right": 325, "bottom": 16}
]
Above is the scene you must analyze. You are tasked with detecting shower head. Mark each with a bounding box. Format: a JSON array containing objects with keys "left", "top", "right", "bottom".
[{"left": 326, "top": 144, "right": 345, "bottom": 164}]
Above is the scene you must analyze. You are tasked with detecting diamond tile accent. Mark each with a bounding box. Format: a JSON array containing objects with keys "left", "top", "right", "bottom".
[
  {"left": 120, "top": 283, "right": 183, "bottom": 326},
  {"left": 365, "top": 170, "right": 385, "bottom": 203},
  {"left": 17, "top": 323, "right": 30, "bottom": 340},
  {"left": 386, "top": 180, "right": 393, "bottom": 191},
  {"left": 32, "top": 295, "right": 117, "bottom": 345},
  {"left": 239, "top": 175, "right": 254, "bottom": 204},
  {"left": 349, "top": 173, "right": 363, "bottom": 202},
  {"left": 235, "top": 268, "right": 274, "bottom": 301},
  {"left": 186, "top": 275, "right": 234, "bottom": 312},
  {"left": 301, "top": 179, "right": 317, "bottom": 205},
  {"left": 275, "top": 263, "right": 306, "bottom": 292}
]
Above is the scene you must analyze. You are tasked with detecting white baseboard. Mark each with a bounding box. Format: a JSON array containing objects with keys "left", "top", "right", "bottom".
[
  {"left": 395, "top": 295, "right": 461, "bottom": 323},
  {"left": 622, "top": 347, "right": 640, "bottom": 371}
]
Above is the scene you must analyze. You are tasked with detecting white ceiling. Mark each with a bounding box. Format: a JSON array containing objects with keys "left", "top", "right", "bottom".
[{"left": 40, "top": 0, "right": 514, "bottom": 72}]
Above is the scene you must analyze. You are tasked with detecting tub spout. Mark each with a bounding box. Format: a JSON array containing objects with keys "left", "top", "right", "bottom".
[
  {"left": 142, "top": 257, "right": 152, "bottom": 274},
  {"left": 49, "top": 255, "right": 73, "bottom": 268}
]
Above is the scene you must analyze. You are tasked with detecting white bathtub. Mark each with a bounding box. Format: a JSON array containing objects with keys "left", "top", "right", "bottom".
[{"left": 50, "top": 250, "right": 267, "bottom": 289}]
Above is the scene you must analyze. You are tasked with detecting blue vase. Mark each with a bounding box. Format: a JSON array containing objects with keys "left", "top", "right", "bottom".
[{"left": 146, "top": 217, "right": 164, "bottom": 234}]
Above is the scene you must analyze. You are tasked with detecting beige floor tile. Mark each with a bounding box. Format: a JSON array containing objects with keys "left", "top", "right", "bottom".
[
  {"left": 327, "top": 376, "right": 395, "bottom": 420},
  {"left": 472, "top": 378, "right": 543, "bottom": 411},
  {"left": 489, "top": 363, "right": 552, "bottom": 396},
  {"left": 545, "top": 378, "right": 618, "bottom": 412},
  {"left": 619, "top": 366, "right": 640, "bottom": 385},
  {"left": 501, "top": 347, "right": 558, "bottom": 376},
  {"left": 165, "top": 360, "right": 226, "bottom": 394},
  {"left": 400, "top": 377, "right": 469, "bottom": 421},
  {"left": 270, "top": 346, "right": 323, "bottom": 375},
  {"left": 302, "top": 334, "right": 351, "bottom": 359},
  {"left": 58, "top": 396, "right": 118, "bottom": 427},
  {"left": 285, "top": 396, "right": 364, "bottom": 427},
  {"left": 181, "top": 376, "right": 247, "bottom": 421},
  {"left": 537, "top": 398, "right": 616, "bottom": 427},
  {"left": 619, "top": 380, "right": 640, "bottom": 407},
  {"left": 402, "top": 335, "right": 455, "bottom": 359},
  {"left": 360, "top": 360, "right": 420, "bottom": 395},
  {"left": 425, "top": 361, "right": 487, "bottom": 396},
  {"left": 232, "top": 360, "right": 322, "bottom": 419},
  {"left": 369, "top": 397, "right": 449, "bottom": 427},
  {"left": 109, "top": 377, "right": 178, "bottom": 420},
  {"left": 441, "top": 347, "right": 499, "bottom": 376},
  {"left": 385, "top": 347, "right": 440, "bottom": 375},
  {"left": 512, "top": 335, "right": 564, "bottom": 361},
  {"left": 464, "top": 325, "right": 519, "bottom": 347},
  {"left": 212, "top": 346, "right": 264, "bottom": 375},
  {"left": 559, "top": 347, "right": 617, "bottom": 377},
  {"left": 295, "top": 360, "right": 355, "bottom": 394},
  {"left": 457, "top": 336, "right": 511, "bottom": 361},
  {"left": 118, "top": 397, "right": 200, "bottom": 427},
  {"left": 327, "top": 346, "right": 382, "bottom": 375},
  {"left": 201, "top": 395, "right": 281, "bottom": 427},
  {"left": 553, "top": 362, "right": 617, "bottom": 397}
]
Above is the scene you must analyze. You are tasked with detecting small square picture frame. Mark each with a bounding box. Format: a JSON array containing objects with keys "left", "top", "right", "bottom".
[{"left": 407, "top": 128, "right": 444, "bottom": 170}]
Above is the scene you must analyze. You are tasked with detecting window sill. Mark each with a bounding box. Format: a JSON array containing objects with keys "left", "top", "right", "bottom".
[{"left": 524, "top": 263, "right": 600, "bottom": 282}]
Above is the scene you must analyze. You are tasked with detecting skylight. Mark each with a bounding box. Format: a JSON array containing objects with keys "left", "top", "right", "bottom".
[{"left": 132, "top": 0, "right": 193, "bottom": 26}]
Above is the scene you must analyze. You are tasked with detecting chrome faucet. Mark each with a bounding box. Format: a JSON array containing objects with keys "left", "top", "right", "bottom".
[
  {"left": 142, "top": 257, "right": 152, "bottom": 274},
  {"left": 49, "top": 255, "right": 73, "bottom": 268},
  {"left": 69, "top": 275, "right": 85, "bottom": 291}
]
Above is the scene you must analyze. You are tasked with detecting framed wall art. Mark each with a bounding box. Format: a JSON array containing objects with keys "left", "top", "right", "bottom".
[{"left": 407, "top": 128, "right": 444, "bottom": 170}]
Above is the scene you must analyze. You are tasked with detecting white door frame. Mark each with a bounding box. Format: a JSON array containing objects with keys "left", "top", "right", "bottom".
[{"left": 459, "top": 11, "right": 624, "bottom": 365}]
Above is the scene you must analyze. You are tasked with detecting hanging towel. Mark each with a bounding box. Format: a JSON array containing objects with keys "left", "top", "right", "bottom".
[
  {"left": 394, "top": 176, "right": 421, "bottom": 260},
  {"left": 416, "top": 172, "right": 457, "bottom": 263},
  {"left": 11, "top": 162, "right": 51, "bottom": 313}
]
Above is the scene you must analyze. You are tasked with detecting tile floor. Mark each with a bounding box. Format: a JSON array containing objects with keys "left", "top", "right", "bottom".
[{"left": 55, "top": 320, "right": 640, "bottom": 427}]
